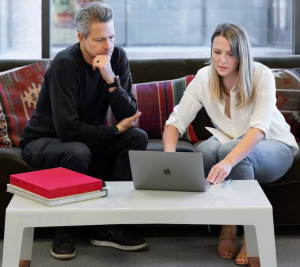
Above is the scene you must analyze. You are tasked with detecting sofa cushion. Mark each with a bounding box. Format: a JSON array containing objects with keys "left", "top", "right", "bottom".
[
  {"left": 107, "top": 75, "right": 199, "bottom": 144},
  {"left": 0, "top": 61, "right": 51, "bottom": 147},
  {"left": 147, "top": 139, "right": 195, "bottom": 152},
  {"left": 0, "top": 147, "right": 35, "bottom": 227},
  {"left": 272, "top": 68, "right": 300, "bottom": 137}
]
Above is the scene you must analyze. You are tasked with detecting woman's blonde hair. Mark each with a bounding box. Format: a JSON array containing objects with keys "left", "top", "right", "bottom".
[{"left": 209, "top": 23, "right": 254, "bottom": 108}]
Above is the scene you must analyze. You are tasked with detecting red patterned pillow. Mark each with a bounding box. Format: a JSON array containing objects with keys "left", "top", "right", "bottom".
[
  {"left": 0, "top": 61, "right": 51, "bottom": 147},
  {"left": 107, "top": 75, "right": 198, "bottom": 144},
  {"left": 163, "top": 76, "right": 198, "bottom": 143},
  {"left": 272, "top": 68, "right": 300, "bottom": 137}
]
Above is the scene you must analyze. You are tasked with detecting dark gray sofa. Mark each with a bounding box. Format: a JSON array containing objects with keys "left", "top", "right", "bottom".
[{"left": 1, "top": 56, "right": 300, "bottom": 228}]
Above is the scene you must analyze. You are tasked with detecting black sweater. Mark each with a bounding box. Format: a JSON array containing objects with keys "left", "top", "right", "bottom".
[{"left": 20, "top": 43, "right": 137, "bottom": 149}]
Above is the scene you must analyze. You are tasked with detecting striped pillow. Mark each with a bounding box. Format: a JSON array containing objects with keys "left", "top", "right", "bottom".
[
  {"left": 106, "top": 75, "right": 198, "bottom": 143},
  {"left": 273, "top": 68, "right": 300, "bottom": 137}
]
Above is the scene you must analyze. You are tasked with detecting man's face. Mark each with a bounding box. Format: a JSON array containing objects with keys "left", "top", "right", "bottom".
[{"left": 79, "top": 20, "right": 115, "bottom": 64}]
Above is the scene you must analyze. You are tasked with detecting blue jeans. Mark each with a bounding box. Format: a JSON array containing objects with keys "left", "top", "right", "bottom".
[
  {"left": 195, "top": 138, "right": 294, "bottom": 183},
  {"left": 21, "top": 128, "right": 148, "bottom": 181}
]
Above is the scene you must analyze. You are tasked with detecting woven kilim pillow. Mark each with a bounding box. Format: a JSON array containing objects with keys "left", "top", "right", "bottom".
[
  {"left": 272, "top": 68, "right": 300, "bottom": 137},
  {"left": 0, "top": 61, "right": 51, "bottom": 147},
  {"left": 106, "top": 75, "right": 198, "bottom": 144}
]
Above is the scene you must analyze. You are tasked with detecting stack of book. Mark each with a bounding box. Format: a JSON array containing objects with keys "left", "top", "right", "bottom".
[{"left": 7, "top": 167, "right": 107, "bottom": 206}]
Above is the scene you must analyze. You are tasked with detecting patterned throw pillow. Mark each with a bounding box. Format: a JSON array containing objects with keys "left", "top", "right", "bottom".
[
  {"left": 107, "top": 75, "right": 198, "bottom": 144},
  {"left": 0, "top": 61, "right": 51, "bottom": 147},
  {"left": 272, "top": 68, "right": 300, "bottom": 137},
  {"left": 162, "top": 76, "right": 198, "bottom": 143}
]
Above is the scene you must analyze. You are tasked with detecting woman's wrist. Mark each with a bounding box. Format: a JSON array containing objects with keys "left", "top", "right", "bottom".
[{"left": 224, "top": 156, "right": 235, "bottom": 168}]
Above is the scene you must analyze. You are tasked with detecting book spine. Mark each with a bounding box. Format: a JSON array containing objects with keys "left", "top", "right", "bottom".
[
  {"left": 7, "top": 184, "right": 107, "bottom": 207},
  {"left": 48, "top": 182, "right": 102, "bottom": 199},
  {"left": 49, "top": 189, "right": 107, "bottom": 206}
]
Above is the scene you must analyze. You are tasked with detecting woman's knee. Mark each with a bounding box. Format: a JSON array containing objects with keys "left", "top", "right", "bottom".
[
  {"left": 195, "top": 139, "right": 221, "bottom": 176},
  {"left": 217, "top": 140, "right": 239, "bottom": 160},
  {"left": 195, "top": 139, "right": 221, "bottom": 155},
  {"left": 248, "top": 141, "right": 294, "bottom": 183}
]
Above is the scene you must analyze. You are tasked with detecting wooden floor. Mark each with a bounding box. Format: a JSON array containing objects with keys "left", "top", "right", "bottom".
[{"left": 19, "top": 260, "right": 31, "bottom": 267}]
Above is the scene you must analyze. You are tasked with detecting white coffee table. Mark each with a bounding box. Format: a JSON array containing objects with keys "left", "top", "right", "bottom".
[{"left": 2, "top": 180, "right": 276, "bottom": 266}]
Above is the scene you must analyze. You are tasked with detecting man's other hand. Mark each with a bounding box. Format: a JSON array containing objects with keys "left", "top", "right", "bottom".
[{"left": 116, "top": 111, "right": 141, "bottom": 133}]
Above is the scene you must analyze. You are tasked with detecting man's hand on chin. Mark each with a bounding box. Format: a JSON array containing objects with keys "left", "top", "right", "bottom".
[{"left": 92, "top": 54, "right": 115, "bottom": 84}]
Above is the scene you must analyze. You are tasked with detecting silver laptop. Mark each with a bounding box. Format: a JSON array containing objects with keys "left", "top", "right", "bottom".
[{"left": 129, "top": 151, "right": 211, "bottom": 192}]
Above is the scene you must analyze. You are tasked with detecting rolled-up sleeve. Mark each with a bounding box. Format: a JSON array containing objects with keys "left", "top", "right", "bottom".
[
  {"left": 247, "top": 67, "right": 276, "bottom": 138},
  {"left": 165, "top": 74, "right": 203, "bottom": 137}
]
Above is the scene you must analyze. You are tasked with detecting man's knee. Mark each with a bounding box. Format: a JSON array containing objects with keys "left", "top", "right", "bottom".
[
  {"left": 61, "top": 142, "right": 91, "bottom": 174},
  {"left": 124, "top": 128, "right": 148, "bottom": 150}
]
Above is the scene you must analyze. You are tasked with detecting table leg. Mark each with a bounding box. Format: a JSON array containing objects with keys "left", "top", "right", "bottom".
[
  {"left": 254, "top": 223, "right": 277, "bottom": 267},
  {"left": 244, "top": 225, "right": 260, "bottom": 266},
  {"left": 20, "top": 227, "right": 34, "bottom": 261},
  {"left": 244, "top": 225, "right": 259, "bottom": 256},
  {"left": 244, "top": 214, "right": 277, "bottom": 267},
  {"left": 2, "top": 223, "right": 28, "bottom": 266}
]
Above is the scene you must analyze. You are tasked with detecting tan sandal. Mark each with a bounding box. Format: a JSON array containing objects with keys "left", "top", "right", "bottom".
[
  {"left": 218, "top": 225, "right": 237, "bottom": 259},
  {"left": 235, "top": 234, "right": 249, "bottom": 265}
]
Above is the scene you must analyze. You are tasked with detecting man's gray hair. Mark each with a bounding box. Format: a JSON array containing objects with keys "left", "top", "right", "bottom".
[{"left": 76, "top": 1, "right": 113, "bottom": 38}]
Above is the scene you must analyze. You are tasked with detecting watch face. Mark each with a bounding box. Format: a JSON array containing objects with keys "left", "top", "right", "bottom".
[{"left": 115, "top": 75, "right": 120, "bottom": 86}]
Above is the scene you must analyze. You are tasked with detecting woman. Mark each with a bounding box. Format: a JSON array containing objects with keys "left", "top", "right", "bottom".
[{"left": 163, "top": 23, "right": 298, "bottom": 265}]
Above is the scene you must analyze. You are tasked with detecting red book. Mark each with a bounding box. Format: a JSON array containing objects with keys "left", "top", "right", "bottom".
[{"left": 10, "top": 167, "right": 103, "bottom": 199}]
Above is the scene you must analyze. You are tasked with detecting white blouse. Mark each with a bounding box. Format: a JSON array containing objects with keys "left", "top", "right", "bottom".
[{"left": 165, "top": 62, "right": 299, "bottom": 155}]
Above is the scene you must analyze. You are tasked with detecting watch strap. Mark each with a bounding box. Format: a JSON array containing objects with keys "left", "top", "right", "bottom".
[
  {"left": 114, "top": 126, "right": 121, "bottom": 134},
  {"left": 107, "top": 76, "right": 120, "bottom": 88}
]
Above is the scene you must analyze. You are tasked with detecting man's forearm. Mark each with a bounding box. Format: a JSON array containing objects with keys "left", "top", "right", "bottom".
[{"left": 109, "top": 86, "right": 137, "bottom": 120}]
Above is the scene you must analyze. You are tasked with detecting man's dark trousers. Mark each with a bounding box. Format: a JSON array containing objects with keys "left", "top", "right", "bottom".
[{"left": 21, "top": 128, "right": 148, "bottom": 181}]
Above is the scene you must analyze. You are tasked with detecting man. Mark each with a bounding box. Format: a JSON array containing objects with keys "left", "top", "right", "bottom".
[{"left": 20, "top": 2, "right": 148, "bottom": 260}]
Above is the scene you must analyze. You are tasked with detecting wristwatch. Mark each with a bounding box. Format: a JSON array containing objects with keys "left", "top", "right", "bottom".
[
  {"left": 107, "top": 76, "right": 120, "bottom": 88},
  {"left": 114, "top": 125, "right": 121, "bottom": 134}
]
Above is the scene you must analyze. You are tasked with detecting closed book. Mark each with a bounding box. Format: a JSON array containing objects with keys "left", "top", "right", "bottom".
[
  {"left": 10, "top": 167, "right": 103, "bottom": 198},
  {"left": 7, "top": 184, "right": 107, "bottom": 206}
]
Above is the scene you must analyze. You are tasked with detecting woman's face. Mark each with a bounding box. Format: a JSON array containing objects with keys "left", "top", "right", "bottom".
[{"left": 212, "top": 35, "right": 239, "bottom": 80}]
